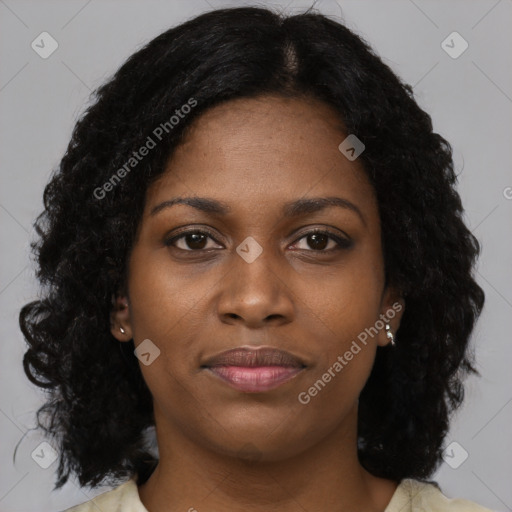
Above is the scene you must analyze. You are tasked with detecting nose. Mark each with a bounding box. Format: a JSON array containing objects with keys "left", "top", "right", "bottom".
[{"left": 216, "top": 247, "right": 295, "bottom": 328}]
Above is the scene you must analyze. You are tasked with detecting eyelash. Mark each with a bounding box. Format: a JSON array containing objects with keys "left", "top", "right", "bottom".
[{"left": 164, "top": 228, "right": 352, "bottom": 253}]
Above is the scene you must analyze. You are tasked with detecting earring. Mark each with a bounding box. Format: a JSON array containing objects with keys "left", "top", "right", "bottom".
[
  {"left": 385, "top": 323, "right": 395, "bottom": 346},
  {"left": 120, "top": 327, "right": 126, "bottom": 334}
]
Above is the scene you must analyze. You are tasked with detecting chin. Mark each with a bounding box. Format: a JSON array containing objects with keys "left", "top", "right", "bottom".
[{"left": 198, "top": 424, "right": 313, "bottom": 463}]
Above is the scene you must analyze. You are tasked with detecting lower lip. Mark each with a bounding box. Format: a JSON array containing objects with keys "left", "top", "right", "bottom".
[{"left": 207, "top": 366, "right": 303, "bottom": 393}]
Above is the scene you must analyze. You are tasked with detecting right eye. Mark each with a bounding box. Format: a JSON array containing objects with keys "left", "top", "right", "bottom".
[{"left": 164, "top": 229, "right": 223, "bottom": 251}]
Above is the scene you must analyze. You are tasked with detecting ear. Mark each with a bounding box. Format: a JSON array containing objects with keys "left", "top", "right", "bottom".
[
  {"left": 377, "top": 285, "right": 406, "bottom": 347},
  {"left": 110, "top": 292, "right": 133, "bottom": 342}
]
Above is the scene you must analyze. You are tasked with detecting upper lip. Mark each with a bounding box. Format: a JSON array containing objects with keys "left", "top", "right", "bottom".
[{"left": 202, "top": 346, "right": 306, "bottom": 368}]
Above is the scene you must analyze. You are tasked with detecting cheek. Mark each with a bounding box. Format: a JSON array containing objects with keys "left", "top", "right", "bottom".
[
  {"left": 127, "top": 249, "right": 211, "bottom": 383},
  {"left": 295, "top": 256, "right": 383, "bottom": 401},
  {"left": 127, "top": 247, "right": 206, "bottom": 336},
  {"left": 297, "top": 274, "right": 381, "bottom": 415},
  {"left": 304, "top": 257, "right": 383, "bottom": 340},
  {"left": 297, "top": 347, "right": 375, "bottom": 432}
]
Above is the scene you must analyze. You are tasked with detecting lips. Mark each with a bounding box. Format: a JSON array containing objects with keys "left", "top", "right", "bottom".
[
  {"left": 203, "top": 347, "right": 305, "bottom": 368},
  {"left": 202, "top": 347, "right": 306, "bottom": 393}
]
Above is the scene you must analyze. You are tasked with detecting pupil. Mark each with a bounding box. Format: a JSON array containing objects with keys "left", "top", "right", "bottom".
[
  {"left": 308, "top": 233, "right": 328, "bottom": 250},
  {"left": 187, "top": 233, "right": 206, "bottom": 249}
]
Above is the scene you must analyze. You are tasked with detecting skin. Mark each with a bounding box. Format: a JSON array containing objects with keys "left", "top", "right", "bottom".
[{"left": 111, "top": 94, "right": 405, "bottom": 512}]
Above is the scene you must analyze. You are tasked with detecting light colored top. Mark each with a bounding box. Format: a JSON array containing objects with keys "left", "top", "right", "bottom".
[{"left": 62, "top": 476, "right": 495, "bottom": 512}]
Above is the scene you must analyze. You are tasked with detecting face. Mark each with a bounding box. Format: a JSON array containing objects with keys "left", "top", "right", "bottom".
[{"left": 111, "top": 94, "right": 404, "bottom": 461}]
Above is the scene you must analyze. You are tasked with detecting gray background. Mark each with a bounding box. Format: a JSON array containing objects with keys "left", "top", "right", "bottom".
[{"left": 1, "top": 0, "right": 511, "bottom": 511}]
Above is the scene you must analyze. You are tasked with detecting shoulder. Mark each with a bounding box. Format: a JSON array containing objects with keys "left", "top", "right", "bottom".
[
  {"left": 61, "top": 477, "right": 147, "bottom": 512},
  {"left": 385, "top": 478, "right": 496, "bottom": 512}
]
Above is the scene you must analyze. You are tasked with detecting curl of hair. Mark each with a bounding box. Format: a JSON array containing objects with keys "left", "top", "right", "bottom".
[{"left": 19, "top": 6, "right": 484, "bottom": 489}]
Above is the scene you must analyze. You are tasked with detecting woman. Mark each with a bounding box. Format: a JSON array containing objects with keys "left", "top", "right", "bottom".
[{"left": 19, "top": 6, "right": 492, "bottom": 512}]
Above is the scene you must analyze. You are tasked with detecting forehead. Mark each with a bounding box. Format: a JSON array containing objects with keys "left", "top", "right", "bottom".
[
  {"left": 176, "top": 94, "right": 348, "bottom": 161},
  {"left": 145, "top": 95, "right": 377, "bottom": 221}
]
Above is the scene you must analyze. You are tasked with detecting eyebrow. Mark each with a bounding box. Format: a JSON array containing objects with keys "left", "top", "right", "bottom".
[{"left": 150, "top": 196, "right": 366, "bottom": 225}]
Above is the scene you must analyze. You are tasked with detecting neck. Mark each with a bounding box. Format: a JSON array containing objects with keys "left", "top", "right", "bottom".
[{"left": 138, "top": 403, "right": 398, "bottom": 512}]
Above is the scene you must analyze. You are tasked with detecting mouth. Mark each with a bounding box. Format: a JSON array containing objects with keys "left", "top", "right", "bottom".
[{"left": 202, "top": 347, "right": 306, "bottom": 393}]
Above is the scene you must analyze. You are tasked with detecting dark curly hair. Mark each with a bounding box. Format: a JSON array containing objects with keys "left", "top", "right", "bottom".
[{"left": 18, "top": 6, "right": 485, "bottom": 491}]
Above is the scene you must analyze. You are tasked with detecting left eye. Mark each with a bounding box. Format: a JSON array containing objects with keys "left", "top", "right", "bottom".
[{"left": 291, "top": 230, "right": 351, "bottom": 252}]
